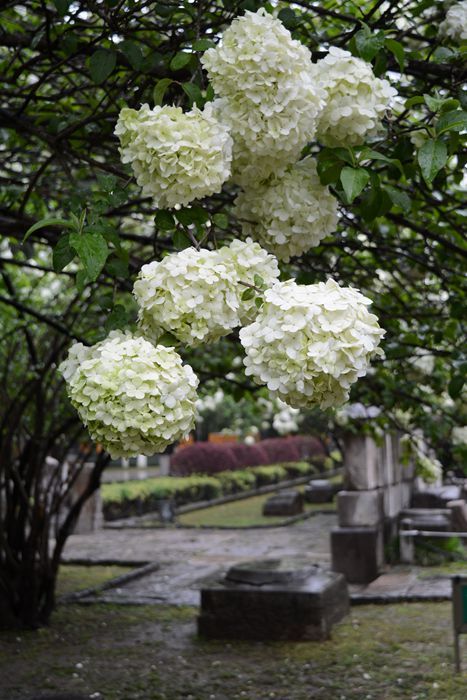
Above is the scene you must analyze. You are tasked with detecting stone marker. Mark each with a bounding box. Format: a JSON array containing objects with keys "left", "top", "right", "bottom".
[
  {"left": 331, "top": 526, "right": 384, "bottom": 583},
  {"left": 198, "top": 557, "right": 349, "bottom": 641},
  {"left": 262, "top": 490, "right": 303, "bottom": 517},
  {"left": 446, "top": 500, "right": 467, "bottom": 532},
  {"left": 304, "top": 479, "right": 334, "bottom": 504},
  {"left": 412, "top": 485, "right": 461, "bottom": 509}
]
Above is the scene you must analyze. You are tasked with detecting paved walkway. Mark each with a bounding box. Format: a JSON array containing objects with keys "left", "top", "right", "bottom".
[{"left": 62, "top": 514, "right": 455, "bottom": 605}]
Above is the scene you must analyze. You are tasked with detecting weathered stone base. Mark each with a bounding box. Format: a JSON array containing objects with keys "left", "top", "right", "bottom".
[
  {"left": 198, "top": 558, "right": 349, "bottom": 641},
  {"left": 331, "top": 526, "right": 383, "bottom": 583}
]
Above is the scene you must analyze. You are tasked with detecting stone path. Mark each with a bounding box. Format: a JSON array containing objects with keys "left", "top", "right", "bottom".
[{"left": 62, "top": 513, "right": 455, "bottom": 605}]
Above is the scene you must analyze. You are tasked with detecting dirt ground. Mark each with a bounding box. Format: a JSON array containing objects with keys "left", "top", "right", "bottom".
[{"left": 1, "top": 600, "right": 466, "bottom": 700}]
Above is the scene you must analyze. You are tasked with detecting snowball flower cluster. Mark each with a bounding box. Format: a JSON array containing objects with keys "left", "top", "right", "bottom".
[
  {"left": 240, "top": 279, "right": 385, "bottom": 409},
  {"left": 202, "top": 10, "right": 324, "bottom": 185},
  {"left": 114, "top": 103, "right": 232, "bottom": 207},
  {"left": 59, "top": 331, "right": 199, "bottom": 458},
  {"left": 133, "top": 248, "right": 240, "bottom": 346},
  {"left": 218, "top": 238, "right": 280, "bottom": 323},
  {"left": 439, "top": 1, "right": 467, "bottom": 43},
  {"left": 415, "top": 453, "right": 443, "bottom": 484},
  {"left": 133, "top": 240, "right": 278, "bottom": 346},
  {"left": 234, "top": 158, "right": 339, "bottom": 261},
  {"left": 314, "top": 47, "right": 397, "bottom": 147}
]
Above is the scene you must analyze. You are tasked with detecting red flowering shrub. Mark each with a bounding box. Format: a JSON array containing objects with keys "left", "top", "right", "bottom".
[
  {"left": 228, "top": 442, "right": 270, "bottom": 467},
  {"left": 171, "top": 443, "right": 239, "bottom": 476}
]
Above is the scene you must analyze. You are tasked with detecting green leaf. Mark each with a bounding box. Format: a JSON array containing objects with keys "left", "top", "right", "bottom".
[
  {"left": 119, "top": 40, "right": 144, "bottom": 70},
  {"left": 355, "top": 25, "right": 385, "bottom": 62},
  {"left": 69, "top": 232, "right": 109, "bottom": 282},
  {"left": 241, "top": 288, "right": 255, "bottom": 301},
  {"left": 253, "top": 274, "right": 264, "bottom": 288},
  {"left": 173, "top": 230, "right": 192, "bottom": 250},
  {"left": 448, "top": 374, "right": 464, "bottom": 400},
  {"left": 53, "top": 0, "right": 71, "bottom": 16},
  {"left": 405, "top": 96, "right": 425, "bottom": 109},
  {"left": 192, "top": 39, "right": 216, "bottom": 51},
  {"left": 175, "top": 206, "right": 209, "bottom": 227},
  {"left": 158, "top": 331, "right": 179, "bottom": 347},
  {"left": 212, "top": 213, "right": 229, "bottom": 230},
  {"left": 52, "top": 234, "right": 75, "bottom": 272},
  {"left": 155, "top": 210, "right": 175, "bottom": 231},
  {"left": 89, "top": 49, "right": 117, "bottom": 84},
  {"left": 104, "top": 304, "right": 131, "bottom": 333},
  {"left": 278, "top": 7, "right": 298, "bottom": 29},
  {"left": 436, "top": 110, "right": 467, "bottom": 135},
  {"left": 170, "top": 51, "right": 192, "bottom": 71},
  {"left": 384, "top": 186, "right": 411, "bottom": 213},
  {"left": 385, "top": 38, "right": 405, "bottom": 72},
  {"left": 417, "top": 139, "right": 448, "bottom": 183},
  {"left": 181, "top": 82, "right": 203, "bottom": 107},
  {"left": 153, "top": 78, "right": 173, "bottom": 106},
  {"left": 105, "top": 256, "right": 129, "bottom": 278},
  {"left": 23, "top": 217, "right": 74, "bottom": 243},
  {"left": 75, "top": 269, "right": 90, "bottom": 293},
  {"left": 340, "top": 167, "right": 370, "bottom": 202}
]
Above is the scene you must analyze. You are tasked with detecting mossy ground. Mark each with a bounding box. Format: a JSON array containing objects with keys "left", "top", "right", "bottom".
[
  {"left": 1, "top": 600, "right": 466, "bottom": 699},
  {"left": 56, "top": 565, "right": 133, "bottom": 597},
  {"left": 177, "top": 488, "right": 336, "bottom": 528}
]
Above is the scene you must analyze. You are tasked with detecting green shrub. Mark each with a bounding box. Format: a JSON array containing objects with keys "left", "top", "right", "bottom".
[
  {"left": 251, "top": 465, "right": 287, "bottom": 487},
  {"left": 216, "top": 470, "right": 257, "bottom": 495},
  {"left": 282, "top": 461, "right": 315, "bottom": 478}
]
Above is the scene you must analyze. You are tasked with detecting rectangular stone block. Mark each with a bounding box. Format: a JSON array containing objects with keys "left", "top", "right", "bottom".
[
  {"left": 337, "top": 490, "right": 383, "bottom": 528},
  {"left": 263, "top": 490, "right": 303, "bottom": 517},
  {"left": 344, "top": 435, "right": 382, "bottom": 490},
  {"left": 383, "top": 483, "right": 402, "bottom": 519},
  {"left": 391, "top": 433, "right": 403, "bottom": 483},
  {"left": 401, "top": 481, "right": 412, "bottom": 509},
  {"left": 331, "top": 526, "right": 384, "bottom": 584}
]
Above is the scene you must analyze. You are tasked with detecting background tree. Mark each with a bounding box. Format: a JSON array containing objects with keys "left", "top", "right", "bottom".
[{"left": 0, "top": 0, "right": 466, "bottom": 627}]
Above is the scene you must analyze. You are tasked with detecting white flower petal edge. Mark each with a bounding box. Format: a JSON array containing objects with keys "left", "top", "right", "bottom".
[
  {"left": 439, "top": 1, "right": 467, "bottom": 43},
  {"left": 234, "top": 157, "right": 339, "bottom": 262},
  {"left": 59, "top": 330, "right": 199, "bottom": 458},
  {"left": 240, "top": 279, "right": 385, "bottom": 409},
  {"left": 115, "top": 102, "right": 232, "bottom": 208}
]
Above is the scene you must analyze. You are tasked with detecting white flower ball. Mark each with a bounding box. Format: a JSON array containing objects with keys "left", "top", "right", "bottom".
[
  {"left": 233, "top": 157, "right": 339, "bottom": 262},
  {"left": 452, "top": 426, "right": 467, "bottom": 446},
  {"left": 133, "top": 247, "right": 241, "bottom": 346},
  {"left": 314, "top": 47, "right": 397, "bottom": 147},
  {"left": 114, "top": 102, "right": 232, "bottom": 207},
  {"left": 219, "top": 238, "right": 280, "bottom": 323},
  {"left": 439, "top": 1, "right": 467, "bottom": 42},
  {"left": 415, "top": 453, "right": 443, "bottom": 484},
  {"left": 59, "top": 331, "right": 199, "bottom": 458},
  {"left": 202, "top": 10, "right": 324, "bottom": 177},
  {"left": 239, "top": 279, "right": 385, "bottom": 409}
]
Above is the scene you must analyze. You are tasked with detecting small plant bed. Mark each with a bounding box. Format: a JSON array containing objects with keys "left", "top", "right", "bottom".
[
  {"left": 101, "top": 460, "right": 336, "bottom": 521},
  {"left": 176, "top": 488, "right": 336, "bottom": 528},
  {"left": 56, "top": 564, "right": 135, "bottom": 598}
]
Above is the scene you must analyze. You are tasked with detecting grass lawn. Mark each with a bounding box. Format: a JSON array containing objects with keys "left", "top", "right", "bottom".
[
  {"left": 56, "top": 564, "right": 136, "bottom": 597},
  {"left": 177, "top": 489, "right": 336, "bottom": 528},
  {"left": 0, "top": 601, "right": 465, "bottom": 699}
]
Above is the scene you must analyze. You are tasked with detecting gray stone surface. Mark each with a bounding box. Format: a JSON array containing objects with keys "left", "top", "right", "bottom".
[
  {"left": 198, "top": 558, "right": 349, "bottom": 641},
  {"left": 337, "top": 490, "right": 383, "bottom": 527},
  {"left": 344, "top": 435, "right": 382, "bottom": 490},
  {"left": 263, "top": 490, "right": 303, "bottom": 516},
  {"left": 331, "top": 526, "right": 384, "bottom": 584},
  {"left": 304, "top": 479, "right": 334, "bottom": 504},
  {"left": 412, "top": 485, "right": 461, "bottom": 508},
  {"left": 447, "top": 500, "right": 467, "bottom": 532}
]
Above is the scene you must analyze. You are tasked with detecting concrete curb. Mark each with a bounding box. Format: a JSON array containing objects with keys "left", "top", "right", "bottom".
[{"left": 58, "top": 561, "right": 157, "bottom": 604}]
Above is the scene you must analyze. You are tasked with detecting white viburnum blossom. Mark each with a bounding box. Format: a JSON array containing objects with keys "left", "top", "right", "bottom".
[
  {"left": 415, "top": 453, "right": 443, "bottom": 484},
  {"left": 59, "top": 331, "right": 199, "bottom": 459},
  {"left": 219, "top": 238, "right": 280, "bottom": 323},
  {"left": 239, "top": 279, "right": 385, "bottom": 409},
  {"left": 133, "top": 247, "right": 240, "bottom": 346},
  {"left": 272, "top": 399, "right": 301, "bottom": 435},
  {"left": 314, "top": 47, "right": 397, "bottom": 147},
  {"left": 114, "top": 102, "right": 232, "bottom": 208},
  {"left": 233, "top": 158, "right": 339, "bottom": 262},
  {"left": 202, "top": 10, "right": 325, "bottom": 183},
  {"left": 452, "top": 426, "right": 467, "bottom": 446},
  {"left": 439, "top": 1, "right": 467, "bottom": 42}
]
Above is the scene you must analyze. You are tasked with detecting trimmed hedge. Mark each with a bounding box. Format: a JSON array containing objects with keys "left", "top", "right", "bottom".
[
  {"left": 102, "top": 461, "right": 318, "bottom": 521},
  {"left": 170, "top": 435, "right": 325, "bottom": 477}
]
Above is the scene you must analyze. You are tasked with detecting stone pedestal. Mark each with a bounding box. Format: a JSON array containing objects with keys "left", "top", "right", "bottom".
[
  {"left": 344, "top": 436, "right": 382, "bottom": 490},
  {"left": 331, "top": 526, "right": 383, "bottom": 583},
  {"left": 198, "top": 558, "right": 349, "bottom": 641},
  {"left": 337, "top": 490, "right": 383, "bottom": 527},
  {"left": 304, "top": 480, "right": 334, "bottom": 504}
]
